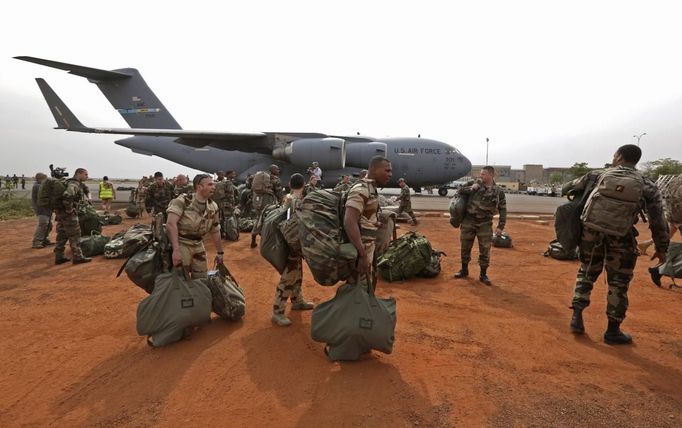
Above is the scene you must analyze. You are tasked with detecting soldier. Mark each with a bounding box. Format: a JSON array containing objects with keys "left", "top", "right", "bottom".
[
  {"left": 166, "top": 173, "right": 224, "bottom": 279},
  {"left": 344, "top": 156, "right": 393, "bottom": 284},
  {"left": 54, "top": 168, "right": 91, "bottom": 265},
  {"left": 333, "top": 174, "right": 352, "bottom": 192},
  {"left": 453, "top": 166, "right": 507, "bottom": 286},
  {"left": 31, "top": 172, "right": 53, "bottom": 248},
  {"left": 396, "top": 178, "right": 418, "bottom": 225},
  {"left": 565, "top": 145, "right": 668, "bottom": 344},
  {"left": 136, "top": 176, "right": 149, "bottom": 218},
  {"left": 250, "top": 164, "right": 284, "bottom": 248},
  {"left": 272, "top": 173, "right": 314, "bottom": 326},
  {"left": 173, "top": 174, "right": 193, "bottom": 197},
  {"left": 638, "top": 172, "right": 681, "bottom": 256},
  {"left": 145, "top": 171, "right": 174, "bottom": 220},
  {"left": 303, "top": 174, "right": 321, "bottom": 196}
]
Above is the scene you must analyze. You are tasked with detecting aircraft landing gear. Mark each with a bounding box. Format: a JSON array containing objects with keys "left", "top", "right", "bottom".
[{"left": 438, "top": 187, "right": 448, "bottom": 197}]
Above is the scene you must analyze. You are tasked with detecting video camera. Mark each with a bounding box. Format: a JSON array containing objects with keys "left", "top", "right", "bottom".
[{"left": 49, "top": 164, "right": 69, "bottom": 179}]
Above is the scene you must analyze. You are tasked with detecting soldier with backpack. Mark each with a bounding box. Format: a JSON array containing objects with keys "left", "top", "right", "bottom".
[
  {"left": 54, "top": 168, "right": 92, "bottom": 265},
  {"left": 344, "top": 156, "right": 393, "bottom": 284},
  {"left": 452, "top": 166, "right": 507, "bottom": 286},
  {"left": 565, "top": 145, "right": 669, "bottom": 345},
  {"left": 250, "top": 165, "right": 284, "bottom": 248},
  {"left": 145, "top": 171, "right": 174, "bottom": 220},
  {"left": 396, "top": 178, "right": 418, "bottom": 225},
  {"left": 272, "top": 173, "right": 314, "bottom": 326}
]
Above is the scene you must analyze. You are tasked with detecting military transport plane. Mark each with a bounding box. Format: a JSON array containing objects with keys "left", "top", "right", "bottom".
[{"left": 16, "top": 56, "right": 471, "bottom": 195}]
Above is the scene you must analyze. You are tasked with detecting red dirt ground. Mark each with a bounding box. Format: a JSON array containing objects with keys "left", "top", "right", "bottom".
[{"left": 0, "top": 216, "right": 680, "bottom": 427}]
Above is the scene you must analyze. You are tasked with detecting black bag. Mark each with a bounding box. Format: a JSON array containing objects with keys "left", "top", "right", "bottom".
[
  {"left": 99, "top": 213, "right": 123, "bottom": 225},
  {"left": 492, "top": 233, "right": 513, "bottom": 248},
  {"left": 126, "top": 201, "right": 140, "bottom": 218},
  {"left": 311, "top": 279, "right": 396, "bottom": 361},
  {"left": 554, "top": 175, "right": 597, "bottom": 251},
  {"left": 259, "top": 205, "right": 289, "bottom": 273},
  {"left": 79, "top": 231, "right": 111, "bottom": 257},
  {"left": 544, "top": 239, "right": 579, "bottom": 260},
  {"left": 203, "top": 262, "right": 246, "bottom": 321}
]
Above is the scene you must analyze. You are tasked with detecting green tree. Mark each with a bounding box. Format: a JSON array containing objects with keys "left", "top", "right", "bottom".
[
  {"left": 641, "top": 158, "right": 682, "bottom": 180},
  {"left": 549, "top": 172, "right": 565, "bottom": 185},
  {"left": 568, "top": 162, "right": 591, "bottom": 179}
]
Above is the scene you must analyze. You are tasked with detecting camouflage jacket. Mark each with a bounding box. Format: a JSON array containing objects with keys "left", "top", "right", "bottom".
[
  {"left": 136, "top": 184, "right": 148, "bottom": 203},
  {"left": 458, "top": 180, "right": 507, "bottom": 229},
  {"left": 397, "top": 185, "right": 411, "bottom": 206},
  {"left": 145, "top": 181, "right": 175, "bottom": 214},
  {"left": 173, "top": 183, "right": 193, "bottom": 198},
  {"left": 220, "top": 180, "right": 236, "bottom": 211},
  {"left": 345, "top": 179, "right": 380, "bottom": 241},
  {"left": 61, "top": 179, "right": 87, "bottom": 212},
  {"left": 167, "top": 194, "right": 220, "bottom": 243},
  {"left": 271, "top": 175, "right": 284, "bottom": 203},
  {"left": 334, "top": 182, "right": 352, "bottom": 193},
  {"left": 304, "top": 183, "right": 321, "bottom": 197},
  {"left": 564, "top": 166, "right": 669, "bottom": 253}
]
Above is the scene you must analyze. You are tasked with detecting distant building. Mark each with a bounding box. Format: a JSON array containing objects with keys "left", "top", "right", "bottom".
[
  {"left": 523, "top": 164, "right": 544, "bottom": 184},
  {"left": 464, "top": 164, "right": 575, "bottom": 187}
]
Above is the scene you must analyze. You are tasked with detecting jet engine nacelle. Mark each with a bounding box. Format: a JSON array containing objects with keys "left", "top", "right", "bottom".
[
  {"left": 272, "top": 137, "right": 346, "bottom": 169},
  {"left": 344, "top": 142, "right": 388, "bottom": 168}
]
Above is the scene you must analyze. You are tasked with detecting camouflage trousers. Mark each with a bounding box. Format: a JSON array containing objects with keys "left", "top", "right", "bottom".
[
  {"left": 54, "top": 210, "right": 83, "bottom": 258},
  {"left": 571, "top": 228, "right": 638, "bottom": 322},
  {"left": 32, "top": 214, "right": 52, "bottom": 247},
  {"left": 459, "top": 217, "right": 493, "bottom": 267},
  {"left": 273, "top": 254, "right": 305, "bottom": 314},
  {"left": 179, "top": 239, "right": 208, "bottom": 279},
  {"left": 397, "top": 204, "right": 417, "bottom": 223}
]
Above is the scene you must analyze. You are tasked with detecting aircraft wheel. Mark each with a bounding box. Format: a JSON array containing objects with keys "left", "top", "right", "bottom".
[{"left": 438, "top": 187, "right": 448, "bottom": 197}]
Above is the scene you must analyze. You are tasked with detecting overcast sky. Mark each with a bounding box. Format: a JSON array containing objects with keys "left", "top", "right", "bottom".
[{"left": 1, "top": 0, "right": 681, "bottom": 179}]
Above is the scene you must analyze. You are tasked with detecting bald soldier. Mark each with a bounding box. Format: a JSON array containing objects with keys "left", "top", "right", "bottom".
[{"left": 166, "top": 174, "right": 224, "bottom": 279}]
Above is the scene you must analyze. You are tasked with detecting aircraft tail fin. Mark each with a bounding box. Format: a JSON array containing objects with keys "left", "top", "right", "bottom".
[
  {"left": 16, "top": 56, "right": 182, "bottom": 130},
  {"left": 35, "top": 78, "right": 87, "bottom": 131}
]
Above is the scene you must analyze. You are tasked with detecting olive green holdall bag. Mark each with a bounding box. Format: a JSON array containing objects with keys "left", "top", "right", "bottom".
[{"left": 376, "top": 232, "right": 432, "bottom": 282}]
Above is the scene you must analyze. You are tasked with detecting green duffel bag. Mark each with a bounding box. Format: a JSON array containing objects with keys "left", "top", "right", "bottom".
[
  {"left": 259, "top": 205, "right": 289, "bottom": 274},
  {"left": 79, "top": 204, "right": 103, "bottom": 235},
  {"left": 99, "top": 213, "right": 123, "bottom": 225},
  {"left": 222, "top": 214, "right": 239, "bottom": 242},
  {"left": 121, "top": 224, "right": 153, "bottom": 258},
  {"left": 79, "top": 231, "right": 110, "bottom": 257},
  {"left": 121, "top": 245, "right": 165, "bottom": 294},
  {"left": 416, "top": 250, "right": 446, "bottom": 278},
  {"left": 311, "top": 280, "right": 397, "bottom": 361},
  {"left": 202, "top": 262, "right": 246, "bottom": 321},
  {"left": 377, "top": 232, "right": 432, "bottom": 282},
  {"left": 136, "top": 268, "right": 212, "bottom": 347}
]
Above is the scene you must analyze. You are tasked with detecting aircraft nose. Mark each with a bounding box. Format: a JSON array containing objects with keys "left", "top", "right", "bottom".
[{"left": 454, "top": 155, "right": 472, "bottom": 180}]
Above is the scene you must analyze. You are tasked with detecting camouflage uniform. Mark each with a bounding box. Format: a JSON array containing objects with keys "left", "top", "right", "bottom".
[
  {"left": 145, "top": 181, "right": 175, "bottom": 218},
  {"left": 54, "top": 179, "right": 87, "bottom": 260},
  {"left": 273, "top": 193, "right": 309, "bottom": 315},
  {"left": 458, "top": 181, "right": 507, "bottom": 268},
  {"left": 333, "top": 181, "right": 352, "bottom": 193},
  {"left": 216, "top": 178, "right": 239, "bottom": 239},
  {"left": 173, "top": 183, "right": 193, "bottom": 198},
  {"left": 396, "top": 184, "right": 418, "bottom": 223},
  {"left": 345, "top": 179, "right": 380, "bottom": 284},
  {"left": 31, "top": 180, "right": 53, "bottom": 248},
  {"left": 566, "top": 166, "right": 669, "bottom": 322},
  {"left": 166, "top": 194, "right": 221, "bottom": 279},
  {"left": 136, "top": 182, "right": 148, "bottom": 217},
  {"left": 252, "top": 174, "right": 284, "bottom": 237}
]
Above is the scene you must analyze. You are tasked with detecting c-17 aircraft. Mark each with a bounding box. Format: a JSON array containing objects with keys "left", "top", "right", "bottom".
[{"left": 16, "top": 56, "right": 472, "bottom": 195}]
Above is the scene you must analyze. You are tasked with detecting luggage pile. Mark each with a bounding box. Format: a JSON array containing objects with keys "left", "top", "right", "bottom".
[{"left": 376, "top": 232, "right": 445, "bottom": 282}]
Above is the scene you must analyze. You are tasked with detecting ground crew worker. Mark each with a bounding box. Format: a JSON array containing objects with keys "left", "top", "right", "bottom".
[
  {"left": 145, "top": 171, "right": 174, "bottom": 220},
  {"left": 98, "top": 176, "right": 115, "bottom": 212},
  {"left": 344, "top": 156, "right": 393, "bottom": 284},
  {"left": 565, "top": 145, "right": 668, "bottom": 344},
  {"left": 272, "top": 173, "right": 314, "bottom": 326},
  {"left": 396, "top": 178, "right": 418, "bottom": 225},
  {"left": 453, "top": 166, "right": 507, "bottom": 286},
  {"left": 54, "top": 168, "right": 91, "bottom": 265},
  {"left": 173, "top": 174, "right": 193, "bottom": 197},
  {"left": 166, "top": 174, "right": 224, "bottom": 279},
  {"left": 31, "top": 172, "right": 53, "bottom": 249},
  {"left": 250, "top": 164, "right": 284, "bottom": 248}
]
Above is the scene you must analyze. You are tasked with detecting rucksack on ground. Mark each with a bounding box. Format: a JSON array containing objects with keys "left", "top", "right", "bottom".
[
  {"left": 298, "top": 189, "right": 358, "bottom": 286},
  {"left": 78, "top": 204, "right": 103, "bottom": 235},
  {"left": 238, "top": 217, "right": 255, "bottom": 232},
  {"left": 104, "top": 230, "right": 127, "bottom": 259},
  {"left": 667, "top": 174, "right": 682, "bottom": 224},
  {"left": 99, "top": 213, "right": 122, "bottom": 225},
  {"left": 121, "top": 224, "right": 153, "bottom": 258},
  {"left": 136, "top": 269, "right": 212, "bottom": 347},
  {"left": 259, "top": 205, "right": 290, "bottom": 273},
  {"left": 202, "top": 262, "right": 246, "bottom": 321},
  {"left": 377, "top": 232, "right": 433, "bottom": 282},
  {"left": 79, "top": 231, "right": 111, "bottom": 257},
  {"left": 492, "top": 233, "right": 513, "bottom": 248},
  {"left": 581, "top": 167, "right": 645, "bottom": 236},
  {"left": 251, "top": 171, "right": 272, "bottom": 195},
  {"left": 311, "top": 281, "right": 396, "bottom": 361},
  {"left": 416, "top": 250, "right": 446, "bottom": 278},
  {"left": 544, "top": 239, "right": 579, "bottom": 260},
  {"left": 37, "top": 177, "right": 67, "bottom": 210}
]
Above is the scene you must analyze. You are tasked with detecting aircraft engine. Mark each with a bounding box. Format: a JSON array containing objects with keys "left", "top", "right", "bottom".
[
  {"left": 272, "top": 137, "right": 346, "bottom": 169},
  {"left": 344, "top": 142, "right": 387, "bottom": 168}
]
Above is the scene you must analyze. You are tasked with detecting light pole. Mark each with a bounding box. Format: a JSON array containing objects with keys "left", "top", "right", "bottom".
[
  {"left": 485, "top": 137, "right": 489, "bottom": 165},
  {"left": 633, "top": 132, "right": 646, "bottom": 146}
]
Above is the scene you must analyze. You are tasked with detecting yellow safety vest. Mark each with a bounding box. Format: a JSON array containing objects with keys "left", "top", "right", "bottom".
[{"left": 99, "top": 182, "right": 114, "bottom": 199}]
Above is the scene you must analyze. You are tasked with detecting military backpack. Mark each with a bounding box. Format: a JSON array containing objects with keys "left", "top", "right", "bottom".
[
  {"left": 376, "top": 232, "right": 433, "bottom": 282},
  {"left": 251, "top": 171, "right": 272, "bottom": 195},
  {"left": 78, "top": 204, "right": 103, "bottom": 235},
  {"left": 448, "top": 193, "right": 468, "bottom": 228},
  {"left": 37, "top": 177, "right": 67, "bottom": 210},
  {"left": 581, "top": 167, "right": 645, "bottom": 236}
]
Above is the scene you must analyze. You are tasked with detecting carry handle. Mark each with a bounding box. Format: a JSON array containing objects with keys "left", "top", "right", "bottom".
[{"left": 213, "top": 260, "right": 238, "bottom": 283}]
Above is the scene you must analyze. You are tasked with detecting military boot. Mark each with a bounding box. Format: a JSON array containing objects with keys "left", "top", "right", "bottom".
[
  {"left": 648, "top": 266, "right": 662, "bottom": 287},
  {"left": 72, "top": 256, "right": 92, "bottom": 265},
  {"left": 603, "top": 320, "right": 633, "bottom": 345},
  {"left": 291, "top": 299, "right": 314, "bottom": 310},
  {"left": 479, "top": 267, "right": 492, "bottom": 286},
  {"left": 570, "top": 307, "right": 585, "bottom": 334},
  {"left": 250, "top": 235, "right": 258, "bottom": 249},
  {"left": 55, "top": 254, "right": 71, "bottom": 265},
  {"left": 272, "top": 313, "right": 292, "bottom": 327},
  {"left": 453, "top": 264, "right": 469, "bottom": 279}
]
